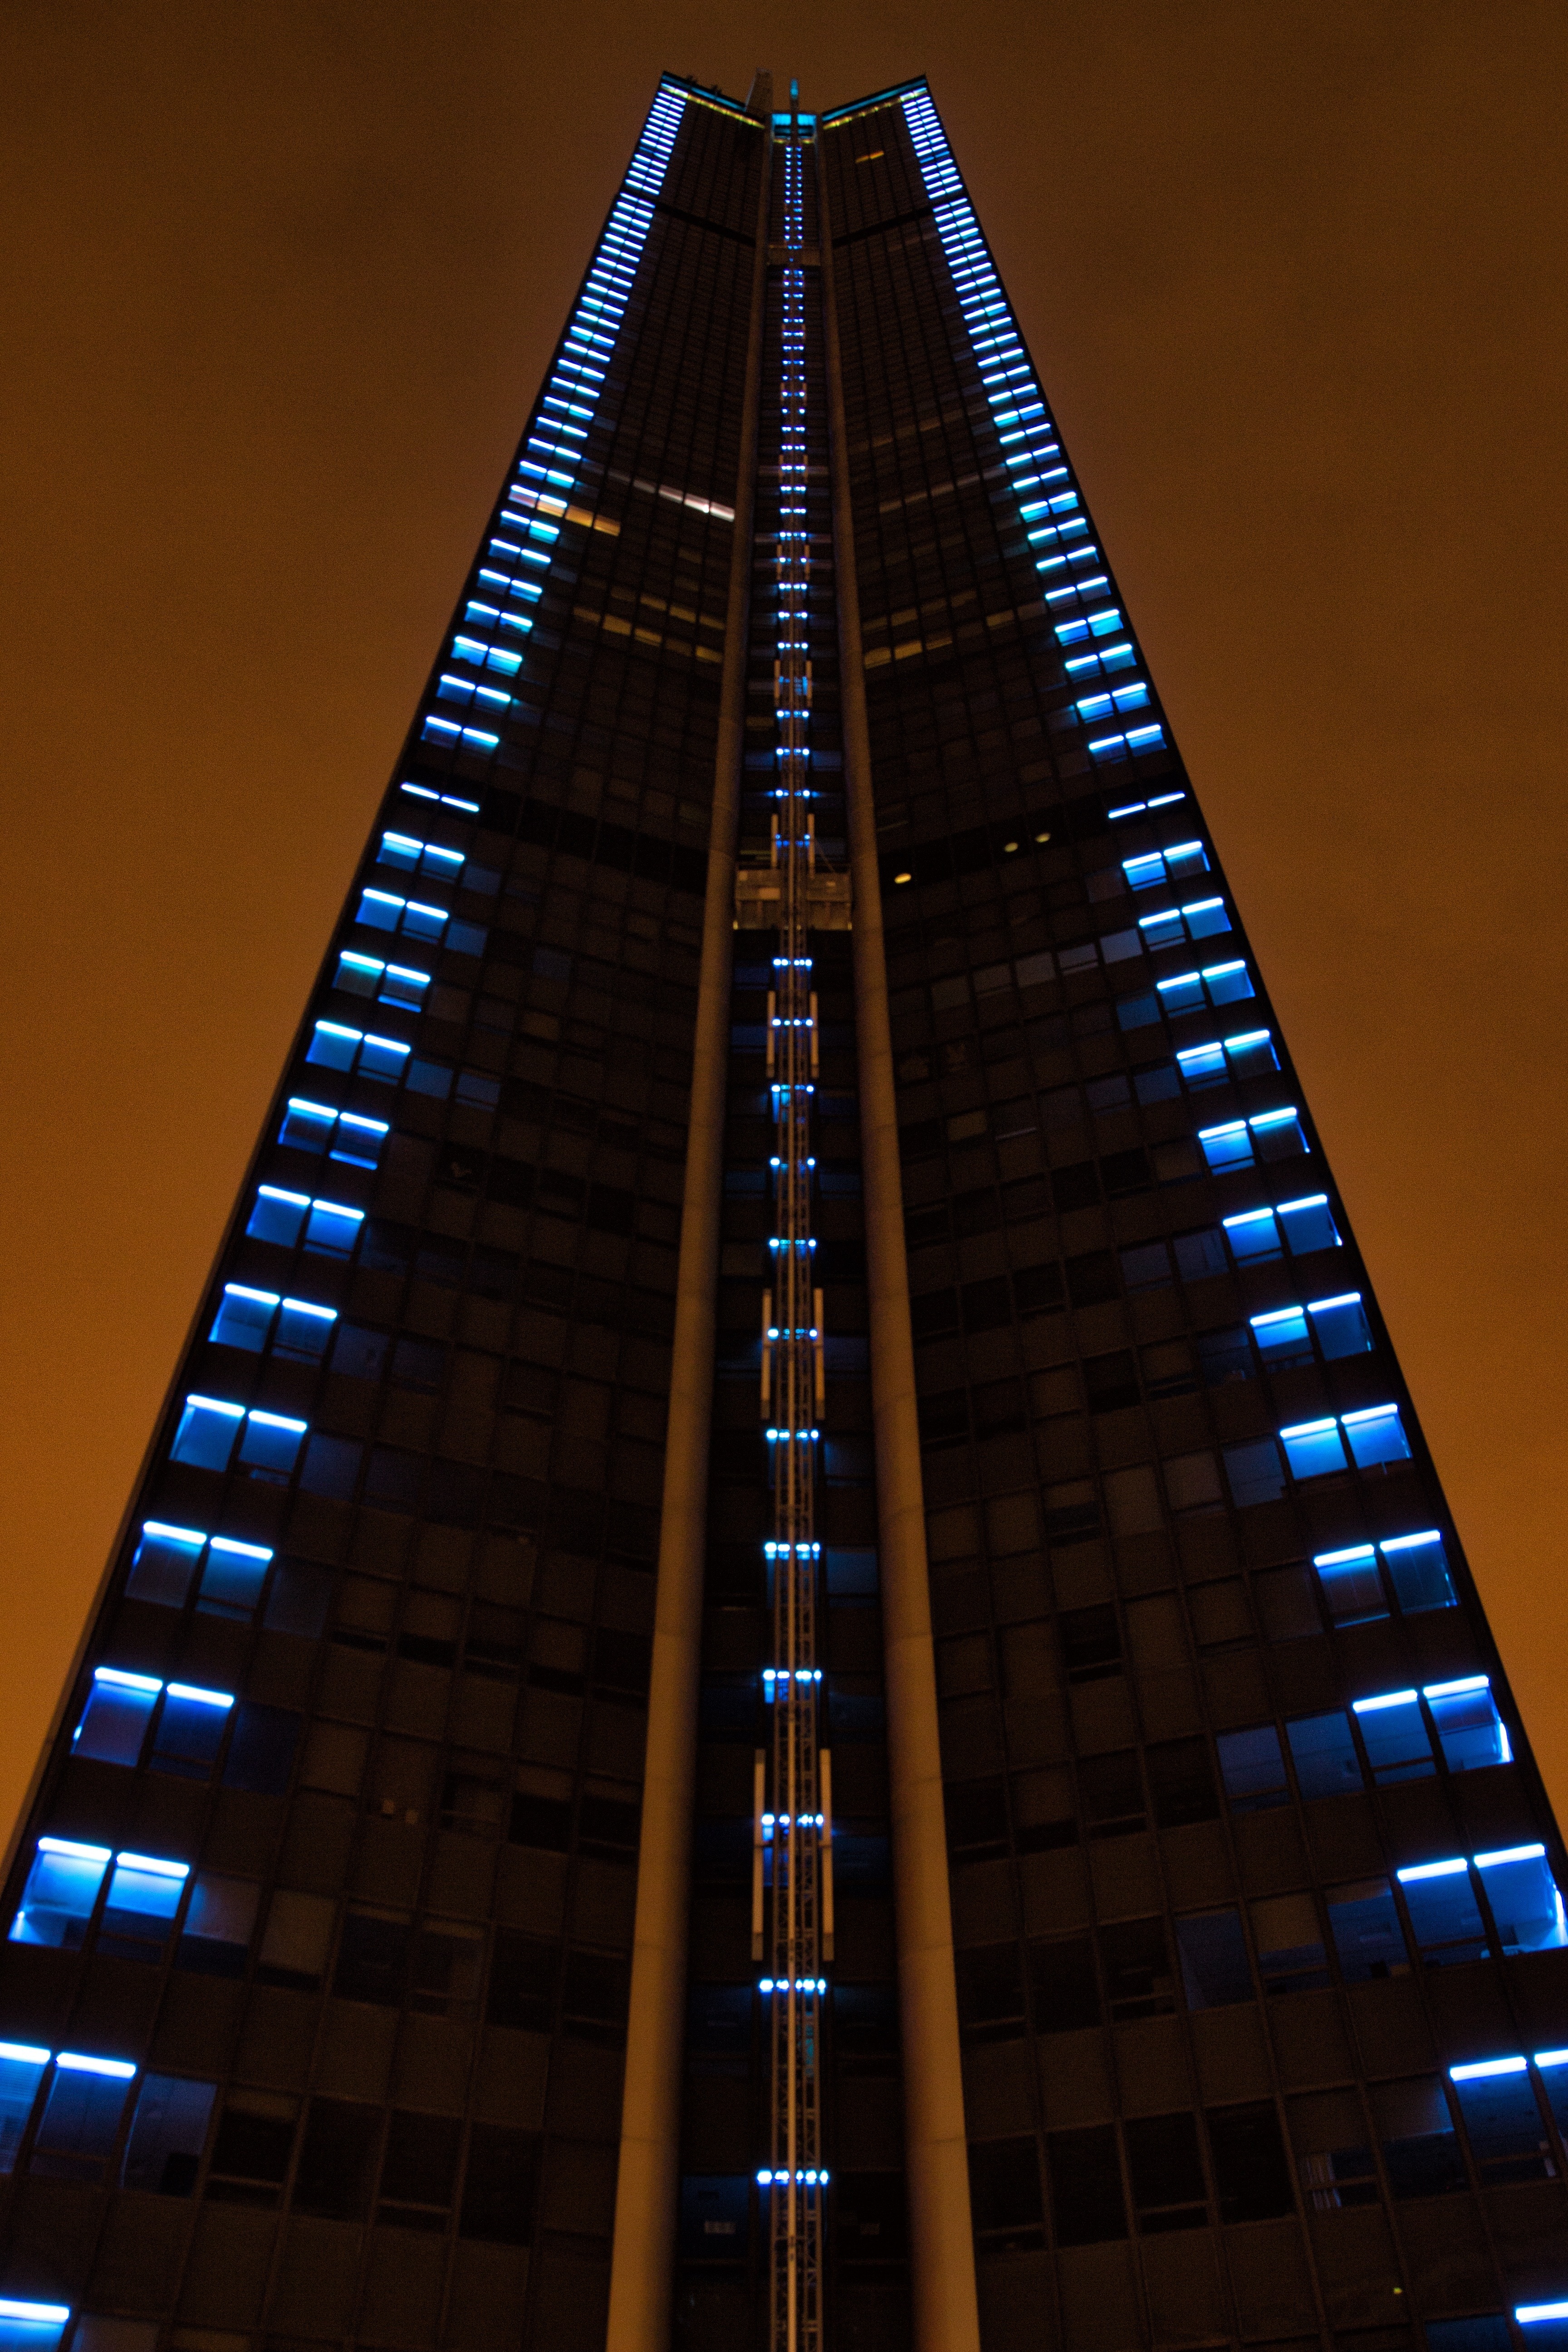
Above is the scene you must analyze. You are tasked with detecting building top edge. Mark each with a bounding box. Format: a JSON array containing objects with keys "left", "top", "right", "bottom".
[{"left": 655, "top": 70, "right": 932, "bottom": 127}]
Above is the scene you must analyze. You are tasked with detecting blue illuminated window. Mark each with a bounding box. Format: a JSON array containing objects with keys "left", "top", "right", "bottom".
[
  {"left": 236, "top": 1411, "right": 307, "bottom": 1478},
  {"left": 126, "top": 1522, "right": 206, "bottom": 1607},
  {"left": 9, "top": 1840, "right": 111, "bottom": 1948},
  {"left": 99, "top": 1853, "right": 190, "bottom": 1959},
  {"left": 1313, "top": 1530, "right": 1455, "bottom": 1626},
  {"left": 30, "top": 2056, "right": 137, "bottom": 2179},
  {"left": 277, "top": 1105, "right": 387, "bottom": 1171},
  {"left": 1055, "top": 607, "right": 1122, "bottom": 646},
  {"left": 0, "top": 2048, "right": 49, "bottom": 2172},
  {"left": 1352, "top": 1689, "right": 1433, "bottom": 1784},
  {"left": 1199, "top": 1110, "right": 1307, "bottom": 1173},
  {"left": 1279, "top": 1419, "right": 1347, "bottom": 1478},
  {"left": 1478, "top": 1845, "right": 1566, "bottom": 1951},
  {"left": 1122, "top": 841, "right": 1210, "bottom": 891},
  {"left": 305, "top": 1198, "right": 364, "bottom": 1255},
  {"left": 209, "top": 1285, "right": 276, "bottom": 1350},
  {"left": 332, "top": 953, "right": 431, "bottom": 1010},
  {"left": 170, "top": 1396, "right": 245, "bottom": 1471},
  {"left": 195, "top": 1535, "right": 273, "bottom": 1618},
  {"left": 1139, "top": 897, "right": 1232, "bottom": 951},
  {"left": 1250, "top": 1292, "right": 1371, "bottom": 1367},
  {"left": 354, "top": 887, "right": 450, "bottom": 945},
  {"left": 152, "top": 1686, "right": 233, "bottom": 1778},
  {"left": 1425, "top": 1678, "right": 1508, "bottom": 1772},
  {"left": 245, "top": 1185, "right": 364, "bottom": 1255},
  {"left": 73, "top": 1670, "right": 159, "bottom": 1766},
  {"left": 209, "top": 1285, "right": 333, "bottom": 1362},
  {"left": 0, "top": 2304, "right": 72, "bottom": 2352},
  {"left": 450, "top": 635, "right": 522, "bottom": 677},
  {"left": 1177, "top": 1030, "right": 1278, "bottom": 1089},
  {"left": 1381, "top": 1529, "right": 1455, "bottom": 1611},
  {"left": 275, "top": 1298, "right": 336, "bottom": 1360},
  {"left": 1446, "top": 2060, "right": 1549, "bottom": 2186},
  {"left": 305, "top": 1021, "right": 412, "bottom": 1083},
  {"left": 1287, "top": 1710, "right": 1361, "bottom": 1800},
  {"left": 1222, "top": 1194, "right": 1341, "bottom": 1264},
  {"left": 1398, "top": 1858, "right": 1491, "bottom": 1965},
  {"left": 170, "top": 1398, "right": 305, "bottom": 1480},
  {"left": 1249, "top": 1305, "right": 1310, "bottom": 1364},
  {"left": 1341, "top": 1404, "right": 1411, "bottom": 1467},
  {"left": 377, "top": 831, "right": 466, "bottom": 881}
]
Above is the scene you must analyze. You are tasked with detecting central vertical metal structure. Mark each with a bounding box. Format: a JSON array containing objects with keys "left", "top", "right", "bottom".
[{"left": 757, "top": 94, "right": 830, "bottom": 2352}]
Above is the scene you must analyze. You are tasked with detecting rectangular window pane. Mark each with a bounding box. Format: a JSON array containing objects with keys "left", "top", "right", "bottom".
[
  {"left": 1327, "top": 1878, "right": 1407, "bottom": 1983},
  {"left": 120, "top": 2074, "right": 215, "bottom": 2196}
]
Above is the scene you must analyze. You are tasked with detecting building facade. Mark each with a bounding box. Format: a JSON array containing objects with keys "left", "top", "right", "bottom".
[{"left": 4, "top": 69, "right": 1567, "bottom": 2352}]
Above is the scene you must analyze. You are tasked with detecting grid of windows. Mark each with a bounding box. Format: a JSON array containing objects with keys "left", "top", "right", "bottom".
[
  {"left": 6, "top": 72, "right": 1565, "bottom": 2352},
  {"left": 0, "top": 80, "right": 768, "bottom": 2352},
  {"left": 825, "top": 80, "right": 1568, "bottom": 2352}
]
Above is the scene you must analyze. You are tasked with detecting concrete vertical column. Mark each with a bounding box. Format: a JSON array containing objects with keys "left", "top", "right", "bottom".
[
  {"left": 604, "top": 116, "right": 773, "bottom": 2352},
  {"left": 815, "top": 129, "right": 983, "bottom": 2352}
]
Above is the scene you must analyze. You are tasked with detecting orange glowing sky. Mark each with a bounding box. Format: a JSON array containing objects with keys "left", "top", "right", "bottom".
[{"left": 3, "top": 1, "right": 1565, "bottom": 1835}]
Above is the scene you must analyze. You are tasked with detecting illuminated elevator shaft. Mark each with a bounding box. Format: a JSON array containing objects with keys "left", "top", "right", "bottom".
[{"left": 754, "top": 135, "right": 830, "bottom": 2352}]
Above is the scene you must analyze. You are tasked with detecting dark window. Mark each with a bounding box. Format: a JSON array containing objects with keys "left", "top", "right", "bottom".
[
  {"left": 460, "top": 2123, "right": 540, "bottom": 2244},
  {"left": 1147, "top": 1737, "right": 1220, "bottom": 1829},
  {"left": 1207, "top": 2102, "right": 1294, "bottom": 2221},
  {"left": 1066, "top": 1250, "right": 1119, "bottom": 1307},
  {"left": 1102, "top": 1147, "right": 1153, "bottom": 1196},
  {"left": 911, "top": 1287, "right": 960, "bottom": 1341},
  {"left": 1373, "top": 2078, "right": 1465, "bottom": 2199},
  {"left": 972, "top": 1378, "right": 1026, "bottom": 1436},
  {"left": 1061, "top": 1604, "right": 1121, "bottom": 1683},
  {"left": 1051, "top": 1162, "right": 1100, "bottom": 1213},
  {"left": 207, "top": 2093, "right": 296, "bottom": 2206},
  {"left": 920, "top": 1390, "right": 970, "bottom": 1446},
  {"left": 1176, "top": 1910, "right": 1254, "bottom": 2009},
  {"left": 1014, "top": 1261, "right": 1065, "bottom": 1314},
  {"left": 579, "top": 1795, "right": 640, "bottom": 1855},
  {"left": 968, "top": 2137, "right": 1044, "bottom": 2239},
  {"left": 334, "top": 1908, "right": 411, "bottom": 2005},
  {"left": 1196, "top": 1326, "right": 1252, "bottom": 1387},
  {"left": 412, "top": 1921, "right": 483, "bottom": 2016},
  {"left": 294, "top": 2100, "right": 380, "bottom": 2220},
  {"left": 380, "top": 2110, "right": 462, "bottom": 2227},
  {"left": 1084, "top": 1352, "right": 1139, "bottom": 1414},
  {"left": 1140, "top": 1338, "right": 1195, "bottom": 1398},
  {"left": 488, "top": 1932, "right": 557, "bottom": 2033},
  {"left": 562, "top": 1949, "right": 630, "bottom": 2034},
  {"left": 1079, "top": 1749, "right": 1145, "bottom": 1837},
  {"left": 1026, "top": 1937, "right": 1100, "bottom": 2033},
  {"left": 1124, "top": 2112, "right": 1207, "bottom": 2232},
  {"left": 961, "top": 1276, "right": 1012, "bottom": 1333},
  {"left": 1101, "top": 1918, "right": 1176, "bottom": 2020},
  {"left": 1049, "top": 2124, "right": 1127, "bottom": 2244},
  {"left": 220, "top": 1705, "right": 301, "bottom": 1795},
  {"left": 946, "top": 1779, "right": 1009, "bottom": 1857},
  {"left": 510, "top": 1792, "right": 572, "bottom": 1850},
  {"left": 1217, "top": 1725, "right": 1289, "bottom": 1814},
  {"left": 956, "top": 1943, "right": 1025, "bottom": 2035}
]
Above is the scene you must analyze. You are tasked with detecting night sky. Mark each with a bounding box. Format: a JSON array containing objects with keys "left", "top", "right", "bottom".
[{"left": 4, "top": 2, "right": 1565, "bottom": 1839}]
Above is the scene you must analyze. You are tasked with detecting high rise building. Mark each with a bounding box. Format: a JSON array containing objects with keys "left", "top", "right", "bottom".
[{"left": 3, "top": 66, "right": 1565, "bottom": 2352}]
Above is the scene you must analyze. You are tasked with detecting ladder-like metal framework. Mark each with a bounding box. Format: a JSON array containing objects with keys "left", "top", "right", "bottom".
[{"left": 753, "top": 114, "right": 833, "bottom": 2352}]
